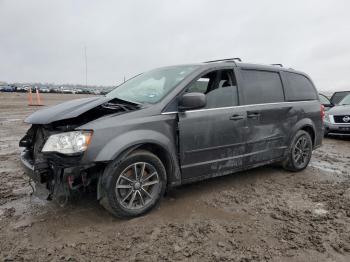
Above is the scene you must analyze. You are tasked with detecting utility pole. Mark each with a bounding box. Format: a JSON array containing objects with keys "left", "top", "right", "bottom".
[{"left": 84, "top": 46, "right": 88, "bottom": 88}]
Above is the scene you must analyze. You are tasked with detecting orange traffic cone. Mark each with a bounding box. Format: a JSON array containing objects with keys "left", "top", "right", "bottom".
[
  {"left": 35, "top": 88, "right": 43, "bottom": 106},
  {"left": 28, "top": 87, "right": 44, "bottom": 106},
  {"left": 28, "top": 87, "right": 34, "bottom": 106}
]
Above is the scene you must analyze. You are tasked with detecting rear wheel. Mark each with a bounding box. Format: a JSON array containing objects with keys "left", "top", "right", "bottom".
[
  {"left": 100, "top": 150, "right": 167, "bottom": 218},
  {"left": 283, "top": 130, "right": 313, "bottom": 172}
]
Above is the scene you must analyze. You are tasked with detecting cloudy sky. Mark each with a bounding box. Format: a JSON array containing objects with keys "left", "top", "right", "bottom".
[{"left": 0, "top": 0, "right": 349, "bottom": 91}]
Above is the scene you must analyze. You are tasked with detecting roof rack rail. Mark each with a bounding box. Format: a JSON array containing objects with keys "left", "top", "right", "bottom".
[
  {"left": 271, "top": 63, "right": 283, "bottom": 67},
  {"left": 204, "top": 57, "right": 242, "bottom": 63}
]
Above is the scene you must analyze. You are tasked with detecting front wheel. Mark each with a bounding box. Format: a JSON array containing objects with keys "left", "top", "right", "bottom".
[
  {"left": 100, "top": 150, "right": 167, "bottom": 218},
  {"left": 283, "top": 130, "right": 313, "bottom": 172}
]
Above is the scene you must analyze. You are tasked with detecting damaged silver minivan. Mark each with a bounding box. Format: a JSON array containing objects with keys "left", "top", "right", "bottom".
[{"left": 20, "top": 59, "right": 323, "bottom": 217}]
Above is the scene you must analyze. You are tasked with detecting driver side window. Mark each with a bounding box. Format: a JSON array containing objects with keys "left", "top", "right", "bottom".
[{"left": 186, "top": 70, "right": 238, "bottom": 108}]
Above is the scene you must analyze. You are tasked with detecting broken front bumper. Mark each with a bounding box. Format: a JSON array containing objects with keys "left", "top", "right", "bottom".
[
  {"left": 20, "top": 149, "right": 51, "bottom": 198},
  {"left": 20, "top": 149, "right": 39, "bottom": 182},
  {"left": 20, "top": 148, "right": 97, "bottom": 201}
]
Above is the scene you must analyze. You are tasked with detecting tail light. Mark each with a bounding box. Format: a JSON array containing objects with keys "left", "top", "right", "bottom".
[{"left": 321, "top": 104, "right": 325, "bottom": 120}]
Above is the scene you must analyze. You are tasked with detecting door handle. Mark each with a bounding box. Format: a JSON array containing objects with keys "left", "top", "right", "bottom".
[
  {"left": 230, "top": 114, "right": 244, "bottom": 120},
  {"left": 247, "top": 112, "right": 260, "bottom": 118}
]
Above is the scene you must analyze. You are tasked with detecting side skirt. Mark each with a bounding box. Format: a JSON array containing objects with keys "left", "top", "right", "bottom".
[{"left": 179, "top": 157, "right": 285, "bottom": 185}]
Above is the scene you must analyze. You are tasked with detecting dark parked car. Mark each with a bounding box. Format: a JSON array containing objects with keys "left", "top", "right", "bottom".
[
  {"left": 322, "top": 94, "right": 350, "bottom": 136},
  {"left": 0, "top": 85, "right": 16, "bottom": 92},
  {"left": 19, "top": 59, "right": 323, "bottom": 217}
]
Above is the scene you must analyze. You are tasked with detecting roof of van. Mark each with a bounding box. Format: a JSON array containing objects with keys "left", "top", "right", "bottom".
[{"left": 199, "top": 60, "right": 307, "bottom": 76}]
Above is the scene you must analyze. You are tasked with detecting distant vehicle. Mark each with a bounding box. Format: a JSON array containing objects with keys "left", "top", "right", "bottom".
[
  {"left": 0, "top": 85, "right": 16, "bottom": 92},
  {"left": 330, "top": 91, "right": 350, "bottom": 105},
  {"left": 39, "top": 87, "right": 50, "bottom": 93},
  {"left": 323, "top": 94, "right": 350, "bottom": 136},
  {"left": 20, "top": 59, "right": 323, "bottom": 218},
  {"left": 23, "top": 86, "right": 30, "bottom": 92},
  {"left": 15, "top": 86, "right": 28, "bottom": 92},
  {"left": 61, "top": 89, "right": 75, "bottom": 94},
  {"left": 92, "top": 89, "right": 101, "bottom": 95},
  {"left": 81, "top": 89, "right": 93, "bottom": 94},
  {"left": 72, "top": 89, "right": 82, "bottom": 94},
  {"left": 50, "top": 88, "right": 61, "bottom": 93},
  {"left": 100, "top": 87, "right": 114, "bottom": 95}
]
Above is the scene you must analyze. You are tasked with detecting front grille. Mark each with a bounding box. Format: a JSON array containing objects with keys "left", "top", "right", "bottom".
[{"left": 333, "top": 115, "right": 350, "bottom": 124}]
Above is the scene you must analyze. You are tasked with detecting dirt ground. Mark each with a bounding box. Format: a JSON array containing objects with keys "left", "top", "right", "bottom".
[{"left": 0, "top": 92, "right": 350, "bottom": 262}]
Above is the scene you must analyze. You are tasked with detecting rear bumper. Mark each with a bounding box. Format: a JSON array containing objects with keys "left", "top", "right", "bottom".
[{"left": 324, "top": 121, "right": 350, "bottom": 135}]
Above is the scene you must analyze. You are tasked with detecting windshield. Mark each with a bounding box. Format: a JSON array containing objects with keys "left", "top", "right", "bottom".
[
  {"left": 106, "top": 65, "right": 199, "bottom": 104},
  {"left": 331, "top": 91, "right": 350, "bottom": 104},
  {"left": 319, "top": 94, "right": 330, "bottom": 104},
  {"left": 339, "top": 94, "right": 350, "bottom": 105}
]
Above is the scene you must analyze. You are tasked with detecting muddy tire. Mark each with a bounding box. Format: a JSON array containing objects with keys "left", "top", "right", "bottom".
[
  {"left": 283, "top": 130, "right": 313, "bottom": 172},
  {"left": 100, "top": 150, "right": 167, "bottom": 218}
]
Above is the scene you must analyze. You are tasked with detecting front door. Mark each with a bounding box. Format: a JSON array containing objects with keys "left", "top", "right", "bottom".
[{"left": 178, "top": 69, "right": 246, "bottom": 181}]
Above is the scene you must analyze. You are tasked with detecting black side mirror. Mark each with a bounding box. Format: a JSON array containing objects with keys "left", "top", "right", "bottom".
[
  {"left": 319, "top": 94, "right": 334, "bottom": 108},
  {"left": 323, "top": 103, "right": 334, "bottom": 108},
  {"left": 179, "top": 92, "right": 206, "bottom": 111}
]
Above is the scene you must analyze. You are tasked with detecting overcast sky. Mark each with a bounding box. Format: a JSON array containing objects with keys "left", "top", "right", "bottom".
[{"left": 0, "top": 0, "right": 349, "bottom": 91}]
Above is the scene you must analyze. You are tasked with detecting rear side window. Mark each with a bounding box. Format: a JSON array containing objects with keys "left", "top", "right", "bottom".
[
  {"left": 284, "top": 72, "right": 317, "bottom": 101},
  {"left": 241, "top": 70, "right": 284, "bottom": 105}
]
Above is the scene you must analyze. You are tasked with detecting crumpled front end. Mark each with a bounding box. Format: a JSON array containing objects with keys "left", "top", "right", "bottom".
[
  {"left": 19, "top": 125, "right": 102, "bottom": 204},
  {"left": 19, "top": 97, "right": 142, "bottom": 203}
]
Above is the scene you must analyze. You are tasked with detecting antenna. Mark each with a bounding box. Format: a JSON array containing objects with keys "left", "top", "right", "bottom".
[
  {"left": 84, "top": 46, "right": 88, "bottom": 88},
  {"left": 271, "top": 63, "right": 283, "bottom": 67}
]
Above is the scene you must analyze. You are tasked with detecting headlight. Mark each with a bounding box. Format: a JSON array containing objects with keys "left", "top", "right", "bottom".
[{"left": 42, "top": 131, "right": 93, "bottom": 154}]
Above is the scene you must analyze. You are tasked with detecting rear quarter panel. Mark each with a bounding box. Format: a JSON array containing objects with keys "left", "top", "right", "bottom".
[{"left": 285, "top": 100, "right": 323, "bottom": 149}]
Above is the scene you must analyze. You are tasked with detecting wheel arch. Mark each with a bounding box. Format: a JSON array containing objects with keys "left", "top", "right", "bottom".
[
  {"left": 135, "top": 143, "right": 176, "bottom": 185},
  {"left": 300, "top": 125, "right": 315, "bottom": 147},
  {"left": 288, "top": 118, "right": 317, "bottom": 149},
  {"left": 96, "top": 131, "right": 181, "bottom": 200}
]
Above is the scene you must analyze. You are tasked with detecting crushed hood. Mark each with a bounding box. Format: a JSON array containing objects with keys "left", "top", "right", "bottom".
[
  {"left": 25, "top": 96, "right": 112, "bottom": 124},
  {"left": 328, "top": 105, "right": 350, "bottom": 115}
]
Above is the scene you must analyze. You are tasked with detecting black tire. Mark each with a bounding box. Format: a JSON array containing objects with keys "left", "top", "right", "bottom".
[
  {"left": 100, "top": 150, "right": 167, "bottom": 218},
  {"left": 283, "top": 130, "right": 313, "bottom": 172}
]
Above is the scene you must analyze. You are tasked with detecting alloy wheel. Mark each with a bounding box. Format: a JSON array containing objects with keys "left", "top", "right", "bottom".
[
  {"left": 115, "top": 162, "right": 160, "bottom": 210},
  {"left": 292, "top": 135, "right": 311, "bottom": 168}
]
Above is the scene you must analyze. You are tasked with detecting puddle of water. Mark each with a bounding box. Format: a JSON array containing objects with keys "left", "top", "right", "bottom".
[
  {"left": 0, "top": 118, "right": 22, "bottom": 122},
  {"left": 310, "top": 160, "right": 343, "bottom": 175},
  {"left": 312, "top": 203, "right": 328, "bottom": 216},
  {"left": 0, "top": 195, "right": 49, "bottom": 217}
]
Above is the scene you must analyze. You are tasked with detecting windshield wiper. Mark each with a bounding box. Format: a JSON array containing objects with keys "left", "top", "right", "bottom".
[
  {"left": 114, "top": 97, "right": 143, "bottom": 106},
  {"left": 101, "top": 99, "right": 142, "bottom": 112}
]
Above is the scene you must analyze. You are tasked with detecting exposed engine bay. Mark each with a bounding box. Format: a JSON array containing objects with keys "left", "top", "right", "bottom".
[{"left": 19, "top": 98, "right": 140, "bottom": 204}]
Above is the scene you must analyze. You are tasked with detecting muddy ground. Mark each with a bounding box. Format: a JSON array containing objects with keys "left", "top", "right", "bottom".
[{"left": 0, "top": 92, "right": 349, "bottom": 262}]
